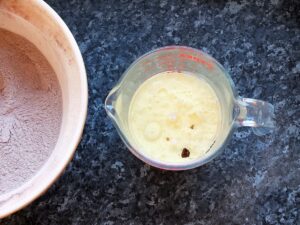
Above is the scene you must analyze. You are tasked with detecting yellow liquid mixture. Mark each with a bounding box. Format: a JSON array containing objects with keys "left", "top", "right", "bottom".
[{"left": 128, "top": 72, "right": 221, "bottom": 163}]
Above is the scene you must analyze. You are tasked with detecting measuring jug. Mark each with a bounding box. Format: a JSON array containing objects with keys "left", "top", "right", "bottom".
[{"left": 105, "top": 46, "right": 275, "bottom": 170}]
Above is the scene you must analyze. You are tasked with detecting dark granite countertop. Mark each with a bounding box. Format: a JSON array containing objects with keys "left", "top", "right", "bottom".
[{"left": 2, "top": 0, "right": 300, "bottom": 224}]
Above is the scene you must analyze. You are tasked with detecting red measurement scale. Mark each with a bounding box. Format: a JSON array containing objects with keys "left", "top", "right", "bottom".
[{"left": 142, "top": 49, "right": 214, "bottom": 73}]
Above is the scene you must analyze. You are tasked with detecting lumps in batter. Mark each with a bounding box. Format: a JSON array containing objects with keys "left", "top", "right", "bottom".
[{"left": 129, "top": 72, "right": 221, "bottom": 163}]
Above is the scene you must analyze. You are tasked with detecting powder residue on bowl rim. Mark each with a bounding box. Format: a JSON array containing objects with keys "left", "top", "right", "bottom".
[{"left": 0, "top": 28, "right": 62, "bottom": 195}]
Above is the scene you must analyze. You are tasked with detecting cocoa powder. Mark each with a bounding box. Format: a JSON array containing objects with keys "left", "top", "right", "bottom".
[{"left": 0, "top": 29, "right": 62, "bottom": 195}]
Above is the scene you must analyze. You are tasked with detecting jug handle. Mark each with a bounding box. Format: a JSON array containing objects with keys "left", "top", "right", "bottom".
[{"left": 234, "top": 97, "right": 275, "bottom": 136}]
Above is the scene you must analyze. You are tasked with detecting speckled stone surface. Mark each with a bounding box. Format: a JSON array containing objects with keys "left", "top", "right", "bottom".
[{"left": 1, "top": 0, "right": 300, "bottom": 224}]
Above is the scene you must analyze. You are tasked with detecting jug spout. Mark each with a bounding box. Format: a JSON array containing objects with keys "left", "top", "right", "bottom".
[{"left": 105, "top": 87, "right": 119, "bottom": 117}]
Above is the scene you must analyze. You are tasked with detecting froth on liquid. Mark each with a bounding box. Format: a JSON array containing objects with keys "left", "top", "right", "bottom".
[{"left": 128, "top": 72, "right": 221, "bottom": 163}]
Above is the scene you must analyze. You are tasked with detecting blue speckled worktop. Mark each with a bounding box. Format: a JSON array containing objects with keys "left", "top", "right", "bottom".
[{"left": 2, "top": 0, "right": 299, "bottom": 224}]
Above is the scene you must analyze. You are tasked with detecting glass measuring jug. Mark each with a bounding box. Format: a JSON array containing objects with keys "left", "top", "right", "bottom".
[{"left": 105, "top": 46, "right": 275, "bottom": 170}]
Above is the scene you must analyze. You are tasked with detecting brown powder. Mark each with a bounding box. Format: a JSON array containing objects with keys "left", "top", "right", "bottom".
[{"left": 0, "top": 29, "right": 62, "bottom": 195}]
